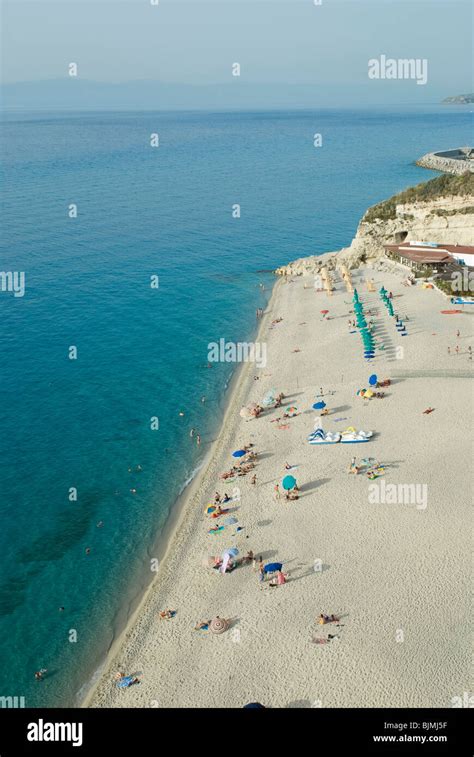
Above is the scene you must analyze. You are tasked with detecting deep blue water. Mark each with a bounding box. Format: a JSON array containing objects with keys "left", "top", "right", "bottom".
[{"left": 0, "top": 106, "right": 472, "bottom": 707}]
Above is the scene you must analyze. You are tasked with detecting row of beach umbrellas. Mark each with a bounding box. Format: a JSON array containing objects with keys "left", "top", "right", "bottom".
[
  {"left": 379, "top": 286, "right": 394, "bottom": 317},
  {"left": 353, "top": 289, "right": 375, "bottom": 359}
]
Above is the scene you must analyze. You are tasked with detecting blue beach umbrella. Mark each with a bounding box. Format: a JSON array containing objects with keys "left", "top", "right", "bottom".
[
  {"left": 232, "top": 449, "right": 246, "bottom": 458},
  {"left": 312, "top": 401, "right": 326, "bottom": 410},
  {"left": 368, "top": 374, "right": 378, "bottom": 386},
  {"left": 264, "top": 562, "right": 283, "bottom": 574},
  {"left": 282, "top": 475, "right": 297, "bottom": 490}
]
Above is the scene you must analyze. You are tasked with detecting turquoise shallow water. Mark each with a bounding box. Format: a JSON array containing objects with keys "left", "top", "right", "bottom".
[{"left": 0, "top": 106, "right": 472, "bottom": 707}]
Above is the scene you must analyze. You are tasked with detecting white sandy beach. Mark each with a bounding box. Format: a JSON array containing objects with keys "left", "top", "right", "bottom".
[{"left": 87, "top": 265, "right": 472, "bottom": 709}]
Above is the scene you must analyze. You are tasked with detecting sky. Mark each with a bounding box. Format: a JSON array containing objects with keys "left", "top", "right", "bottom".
[{"left": 1, "top": 0, "right": 472, "bottom": 108}]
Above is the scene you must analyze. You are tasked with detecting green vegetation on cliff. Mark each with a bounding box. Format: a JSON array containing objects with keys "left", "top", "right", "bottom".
[{"left": 363, "top": 172, "right": 474, "bottom": 223}]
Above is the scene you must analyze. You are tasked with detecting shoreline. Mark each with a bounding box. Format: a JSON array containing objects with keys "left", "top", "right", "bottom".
[
  {"left": 82, "top": 278, "right": 282, "bottom": 707},
  {"left": 86, "top": 263, "right": 471, "bottom": 708}
]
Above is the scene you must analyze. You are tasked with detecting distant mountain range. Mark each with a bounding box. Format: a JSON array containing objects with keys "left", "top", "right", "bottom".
[
  {"left": 0, "top": 78, "right": 456, "bottom": 111},
  {"left": 442, "top": 93, "right": 474, "bottom": 104}
]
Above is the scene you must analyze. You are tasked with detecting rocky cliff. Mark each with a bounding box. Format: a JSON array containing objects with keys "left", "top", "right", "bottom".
[{"left": 275, "top": 173, "right": 474, "bottom": 275}]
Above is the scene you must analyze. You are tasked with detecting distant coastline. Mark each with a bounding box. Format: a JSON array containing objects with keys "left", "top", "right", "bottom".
[{"left": 442, "top": 93, "right": 474, "bottom": 104}]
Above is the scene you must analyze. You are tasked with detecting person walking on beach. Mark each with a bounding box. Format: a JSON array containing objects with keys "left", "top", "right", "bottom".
[
  {"left": 258, "top": 558, "right": 265, "bottom": 583},
  {"left": 274, "top": 483, "right": 280, "bottom": 500},
  {"left": 250, "top": 474, "right": 257, "bottom": 485},
  {"left": 456, "top": 329, "right": 460, "bottom": 338},
  {"left": 468, "top": 346, "right": 472, "bottom": 361}
]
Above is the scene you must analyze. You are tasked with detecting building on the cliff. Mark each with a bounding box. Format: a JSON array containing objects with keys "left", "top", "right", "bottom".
[{"left": 384, "top": 242, "right": 474, "bottom": 273}]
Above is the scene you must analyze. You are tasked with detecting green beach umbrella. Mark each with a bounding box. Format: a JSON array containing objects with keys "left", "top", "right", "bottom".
[{"left": 282, "top": 475, "right": 297, "bottom": 491}]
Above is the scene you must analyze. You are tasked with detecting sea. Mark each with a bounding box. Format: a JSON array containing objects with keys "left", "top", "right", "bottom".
[{"left": 0, "top": 105, "right": 471, "bottom": 707}]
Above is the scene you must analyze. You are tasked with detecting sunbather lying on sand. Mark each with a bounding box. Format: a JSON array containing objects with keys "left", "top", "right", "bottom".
[
  {"left": 317, "top": 614, "right": 340, "bottom": 625},
  {"left": 158, "top": 609, "right": 176, "bottom": 620},
  {"left": 194, "top": 620, "right": 211, "bottom": 631}
]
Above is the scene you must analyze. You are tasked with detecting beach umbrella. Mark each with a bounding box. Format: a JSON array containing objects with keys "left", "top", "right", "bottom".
[
  {"left": 368, "top": 374, "right": 377, "bottom": 386},
  {"left": 204, "top": 505, "right": 217, "bottom": 515},
  {"left": 320, "top": 309, "right": 329, "bottom": 316},
  {"left": 264, "top": 562, "right": 283, "bottom": 574},
  {"left": 224, "top": 516, "right": 238, "bottom": 526},
  {"left": 243, "top": 702, "right": 265, "bottom": 709},
  {"left": 285, "top": 406, "right": 298, "bottom": 416},
  {"left": 222, "top": 547, "right": 239, "bottom": 559},
  {"left": 232, "top": 449, "right": 247, "bottom": 458},
  {"left": 210, "top": 617, "right": 229, "bottom": 634},
  {"left": 282, "top": 475, "right": 297, "bottom": 490},
  {"left": 262, "top": 389, "right": 277, "bottom": 407},
  {"left": 312, "top": 401, "right": 326, "bottom": 410}
]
